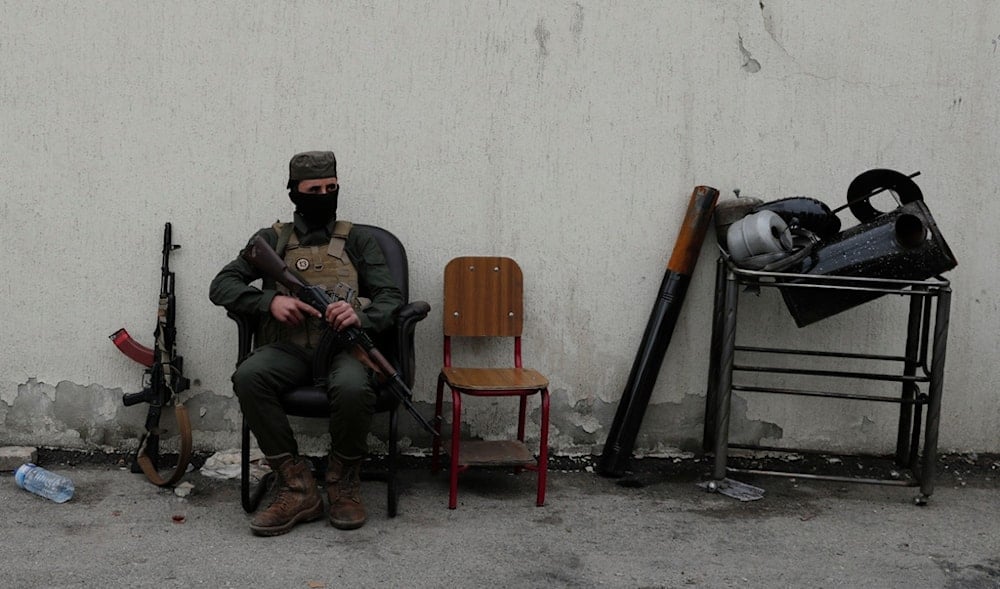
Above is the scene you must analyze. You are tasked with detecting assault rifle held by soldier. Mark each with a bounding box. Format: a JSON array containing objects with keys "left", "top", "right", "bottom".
[
  {"left": 241, "top": 234, "right": 438, "bottom": 437},
  {"left": 109, "top": 222, "right": 192, "bottom": 487}
]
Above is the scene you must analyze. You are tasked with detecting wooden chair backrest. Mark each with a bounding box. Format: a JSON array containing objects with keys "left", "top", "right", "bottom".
[{"left": 443, "top": 256, "right": 523, "bottom": 337}]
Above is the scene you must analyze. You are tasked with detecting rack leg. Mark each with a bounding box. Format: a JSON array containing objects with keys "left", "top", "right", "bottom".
[
  {"left": 711, "top": 268, "right": 740, "bottom": 482},
  {"left": 703, "top": 257, "right": 727, "bottom": 453},
  {"left": 896, "top": 291, "right": 924, "bottom": 466},
  {"left": 918, "top": 287, "right": 951, "bottom": 502}
]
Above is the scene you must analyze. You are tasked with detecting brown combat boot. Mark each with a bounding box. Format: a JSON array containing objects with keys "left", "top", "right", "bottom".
[
  {"left": 325, "top": 455, "right": 366, "bottom": 530},
  {"left": 250, "top": 453, "right": 324, "bottom": 537}
]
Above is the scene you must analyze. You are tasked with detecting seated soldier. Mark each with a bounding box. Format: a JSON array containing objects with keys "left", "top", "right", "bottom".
[{"left": 210, "top": 150, "right": 403, "bottom": 536}]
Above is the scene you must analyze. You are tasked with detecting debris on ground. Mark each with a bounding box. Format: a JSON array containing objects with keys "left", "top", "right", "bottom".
[
  {"left": 199, "top": 450, "right": 268, "bottom": 480},
  {"left": 697, "top": 478, "right": 766, "bottom": 501}
]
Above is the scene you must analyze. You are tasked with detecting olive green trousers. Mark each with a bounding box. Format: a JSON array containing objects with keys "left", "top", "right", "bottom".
[{"left": 231, "top": 342, "right": 376, "bottom": 460}]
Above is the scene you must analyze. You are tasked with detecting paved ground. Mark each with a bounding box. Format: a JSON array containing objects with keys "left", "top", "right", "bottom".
[{"left": 1, "top": 452, "right": 998, "bottom": 589}]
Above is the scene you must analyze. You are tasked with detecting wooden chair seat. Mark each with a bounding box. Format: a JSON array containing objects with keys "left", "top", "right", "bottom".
[{"left": 441, "top": 367, "right": 549, "bottom": 391}]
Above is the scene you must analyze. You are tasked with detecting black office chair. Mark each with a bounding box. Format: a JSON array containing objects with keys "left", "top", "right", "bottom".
[{"left": 227, "top": 224, "right": 429, "bottom": 518}]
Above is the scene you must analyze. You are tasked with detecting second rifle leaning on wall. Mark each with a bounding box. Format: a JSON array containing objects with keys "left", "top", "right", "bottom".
[{"left": 109, "top": 222, "right": 192, "bottom": 487}]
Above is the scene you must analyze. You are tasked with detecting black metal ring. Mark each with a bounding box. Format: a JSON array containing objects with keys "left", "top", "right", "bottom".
[{"left": 846, "top": 169, "right": 923, "bottom": 223}]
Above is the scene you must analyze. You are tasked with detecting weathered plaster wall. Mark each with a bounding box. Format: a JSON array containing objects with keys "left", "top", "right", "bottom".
[{"left": 2, "top": 1, "right": 997, "bottom": 457}]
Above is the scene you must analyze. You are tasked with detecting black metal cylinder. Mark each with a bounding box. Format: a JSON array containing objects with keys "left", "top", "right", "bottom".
[
  {"left": 597, "top": 271, "right": 690, "bottom": 477},
  {"left": 779, "top": 201, "right": 957, "bottom": 327}
]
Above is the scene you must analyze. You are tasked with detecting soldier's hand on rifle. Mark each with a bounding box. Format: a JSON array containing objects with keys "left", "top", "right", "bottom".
[
  {"left": 270, "top": 295, "right": 321, "bottom": 326},
  {"left": 325, "top": 300, "right": 360, "bottom": 331}
]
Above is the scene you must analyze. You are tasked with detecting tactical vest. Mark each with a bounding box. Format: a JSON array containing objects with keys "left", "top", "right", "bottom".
[{"left": 258, "top": 220, "right": 366, "bottom": 349}]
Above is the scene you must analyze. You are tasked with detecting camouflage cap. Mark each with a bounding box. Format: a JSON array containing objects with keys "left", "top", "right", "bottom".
[{"left": 288, "top": 151, "right": 337, "bottom": 181}]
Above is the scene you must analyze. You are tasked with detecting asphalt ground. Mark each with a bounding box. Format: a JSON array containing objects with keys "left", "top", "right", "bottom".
[{"left": 1, "top": 451, "right": 998, "bottom": 589}]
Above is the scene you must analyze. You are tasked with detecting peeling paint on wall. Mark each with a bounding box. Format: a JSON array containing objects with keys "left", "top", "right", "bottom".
[
  {"left": 0, "top": 378, "right": 246, "bottom": 453},
  {"left": 2, "top": 378, "right": 133, "bottom": 449},
  {"left": 527, "top": 390, "right": 783, "bottom": 457}
]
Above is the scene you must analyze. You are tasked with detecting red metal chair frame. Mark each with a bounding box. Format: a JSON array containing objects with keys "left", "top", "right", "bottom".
[{"left": 431, "top": 257, "right": 550, "bottom": 509}]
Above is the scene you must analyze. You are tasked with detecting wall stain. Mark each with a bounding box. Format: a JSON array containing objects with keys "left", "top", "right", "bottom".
[
  {"left": 759, "top": 1, "right": 781, "bottom": 52},
  {"left": 738, "top": 35, "right": 761, "bottom": 73},
  {"left": 534, "top": 19, "right": 550, "bottom": 58},
  {"left": 570, "top": 3, "right": 584, "bottom": 48}
]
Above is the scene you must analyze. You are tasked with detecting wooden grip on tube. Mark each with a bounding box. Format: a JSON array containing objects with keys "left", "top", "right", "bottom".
[{"left": 667, "top": 185, "right": 721, "bottom": 275}]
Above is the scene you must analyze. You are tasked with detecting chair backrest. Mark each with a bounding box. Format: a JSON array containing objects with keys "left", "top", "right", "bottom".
[
  {"left": 443, "top": 256, "right": 523, "bottom": 338},
  {"left": 354, "top": 224, "right": 409, "bottom": 303},
  {"left": 345, "top": 224, "right": 411, "bottom": 367}
]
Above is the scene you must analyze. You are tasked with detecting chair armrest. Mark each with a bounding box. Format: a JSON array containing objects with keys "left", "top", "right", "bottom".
[
  {"left": 226, "top": 311, "right": 259, "bottom": 367},
  {"left": 397, "top": 300, "right": 431, "bottom": 324},
  {"left": 395, "top": 300, "right": 431, "bottom": 388}
]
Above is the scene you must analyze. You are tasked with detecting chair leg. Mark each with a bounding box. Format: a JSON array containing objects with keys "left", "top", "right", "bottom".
[
  {"left": 514, "top": 394, "right": 528, "bottom": 475},
  {"left": 387, "top": 407, "right": 399, "bottom": 518},
  {"left": 241, "top": 416, "right": 271, "bottom": 513},
  {"left": 517, "top": 394, "right": 527, "bottom": 441},
  {"left": 432, "top": 373, "right": 445, "bottom": 473},
  {"left": 449, "top": 389, "right": 462, "bottom": 509},
  {"left": 536, "top": 388, "right": 550, "bottom": 507},
  {"left": 241, "top": 417, "right": 253, "bottom": 512}
]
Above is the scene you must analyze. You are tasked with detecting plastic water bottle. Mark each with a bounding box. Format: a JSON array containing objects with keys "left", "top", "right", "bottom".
[{"left": 14, "top": 463, "right": 75, "bottom": 503}]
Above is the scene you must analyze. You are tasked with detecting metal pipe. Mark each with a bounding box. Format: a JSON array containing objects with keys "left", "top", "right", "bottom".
[
  {"left": 735, "top": 346, "right": 908, "bottom": 363},
  {"left": 734, "top": 365, "right": 930, "bottom": 383},
  {"left": 711, "top": 267, "right": 740, "bottom": 481},
  {"left": 896, "top": 290, "right": 924, "bottom": 465},
  {"left": 919, "top": 287, "right": 951, "bottom": 498},
  {"left": 727, "top": 467, "right": 918, "bottom": 487},
  {"left": 703, "top": 257, "right": 727, "bottom": 453},
  {"left": 732, "top": 385, "right": 929, "bottom": 404}
]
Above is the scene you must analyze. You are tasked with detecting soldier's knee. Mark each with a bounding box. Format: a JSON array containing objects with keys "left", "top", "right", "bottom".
[
  {"left": 327, "top": 381, "right": 376, "bottom": 414},
  {"left": 231, "top": 363, "right": 264, "bottom": 402}
]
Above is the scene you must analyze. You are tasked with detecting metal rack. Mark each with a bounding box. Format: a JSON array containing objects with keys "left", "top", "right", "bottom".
[{"left": 703, "top": 256, "right": 952, "bottom": 503}]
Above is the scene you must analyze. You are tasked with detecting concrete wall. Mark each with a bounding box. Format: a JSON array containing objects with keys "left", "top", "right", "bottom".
[{"left": 2, "top": 1, "right": 997, "bottom": 458}]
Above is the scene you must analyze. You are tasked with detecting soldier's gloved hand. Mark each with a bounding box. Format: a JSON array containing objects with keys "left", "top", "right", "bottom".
[
  {"left": 325, "top": 300, "right": 360, "bottom": 331},
  {"left": 269, "top": 295, "right": 321, "bottom": 326}
]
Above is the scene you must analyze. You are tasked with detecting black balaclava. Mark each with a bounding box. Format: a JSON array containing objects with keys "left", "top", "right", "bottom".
[
  {"left": 287, "top": 150, "right": 339, "bottom": 230},
  {"left": 289, "top": 184, "right": 339, "bottom": 229}
]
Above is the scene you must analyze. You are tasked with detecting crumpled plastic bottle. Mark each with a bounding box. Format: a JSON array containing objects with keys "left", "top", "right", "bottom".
[{"left": 14, "top": 463, "right": 75, "bottom": 503}]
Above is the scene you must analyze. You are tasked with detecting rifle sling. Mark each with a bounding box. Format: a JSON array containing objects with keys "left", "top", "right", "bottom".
[{"left": 136, "top": 403, "right": 193, "bottom": 487}]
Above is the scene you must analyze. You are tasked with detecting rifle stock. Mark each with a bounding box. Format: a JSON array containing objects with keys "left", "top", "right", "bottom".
[{"left": 241, "top": 235, "right": 438, "bottom": 437}]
